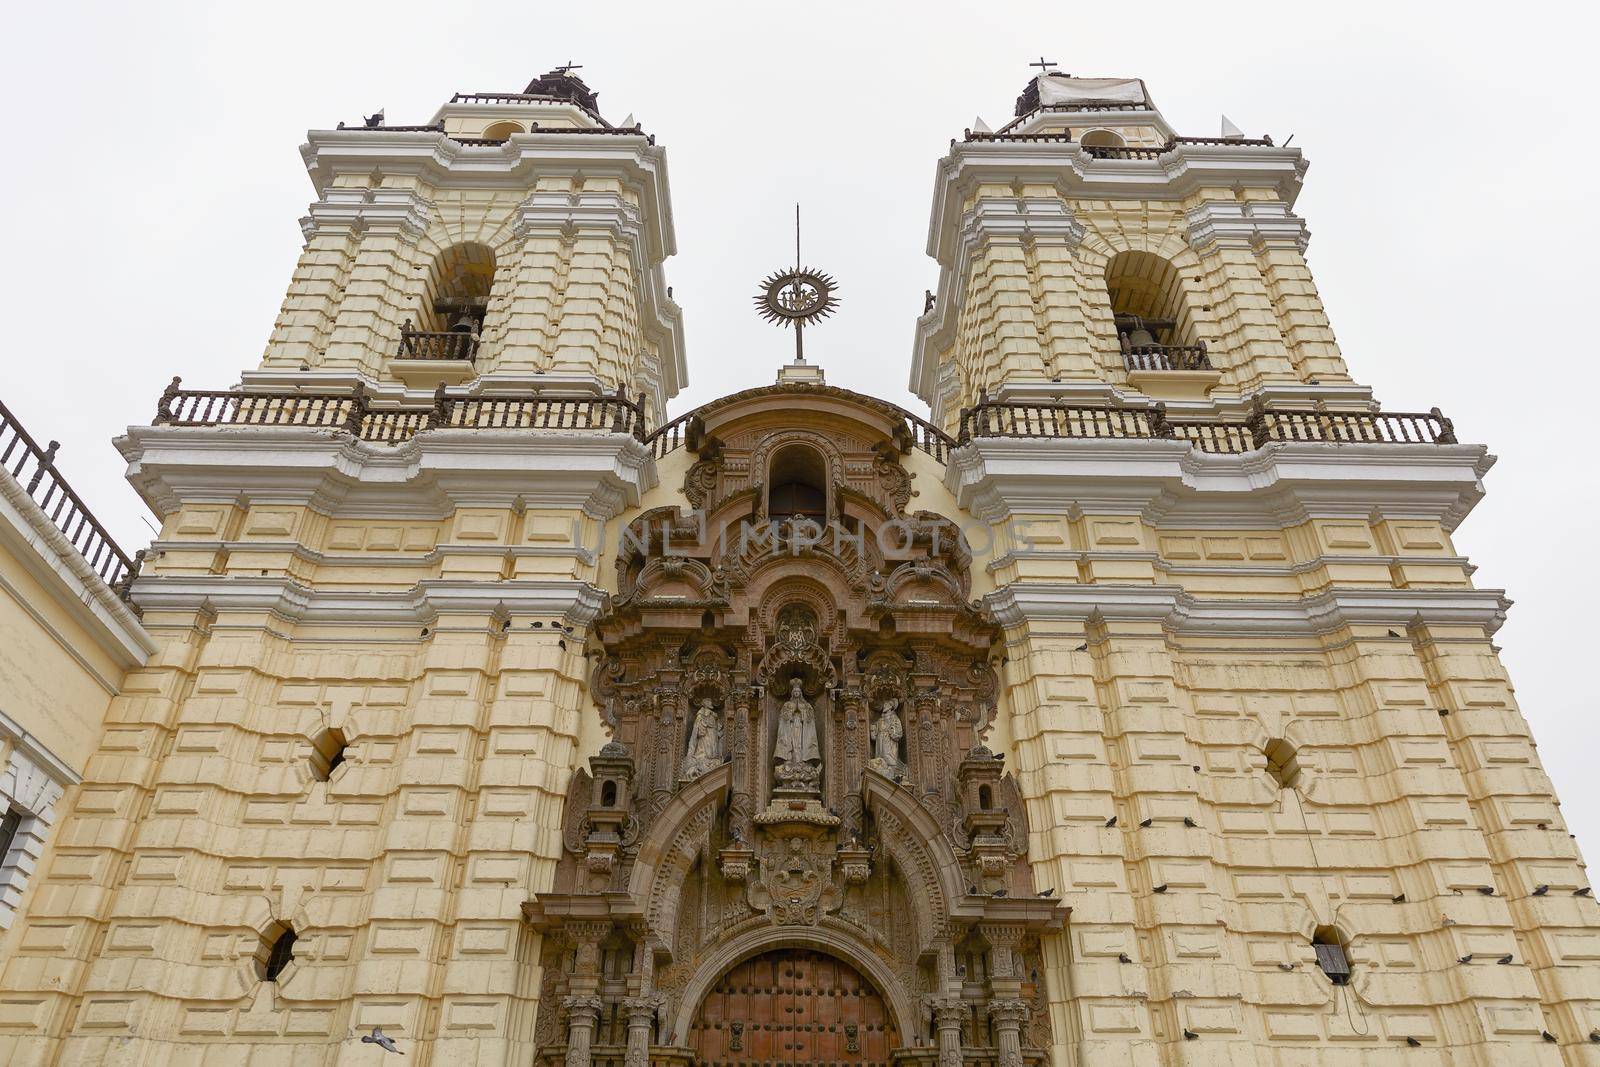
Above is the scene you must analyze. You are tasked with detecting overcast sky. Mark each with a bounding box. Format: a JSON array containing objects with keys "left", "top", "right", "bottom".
[{"left": 4, "top": 1, "right": 1596, "bottom": 849}]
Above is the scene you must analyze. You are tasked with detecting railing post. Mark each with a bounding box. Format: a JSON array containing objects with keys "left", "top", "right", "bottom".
[
  {"left": 155, "top": 376, "right": 182, "bottom": 424},
  {"left": 345, "top": 382, "right": 368, "bottom": 437},
  {"left": 112, "top": 548, "right": 146, "bottom": 602},
  {"left": 27, "top": 440, "right": 58, "bottom": 493},
  {"left": 426, "top": 383, "right": 449, "bottom": 431},
  {"left": 1149, "top": 402, "right": 1175, "bottom": 440},
  {"left": 1432, "top": 406, "right": 1457, "bottom": 444},
  {"left": 1246, "top": 397, "right": 1270, "bottom": 450},
  {"left": 633, "top": 390, "right": 647, "bottom": 441}
]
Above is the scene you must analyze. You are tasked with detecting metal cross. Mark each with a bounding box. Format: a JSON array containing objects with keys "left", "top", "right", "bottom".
[
  {"left": 1029, "top": 57, "right": 1059, "bottom": 74},
  {"left": 554, "top": 60, "right": 584, "bottom": 75}
]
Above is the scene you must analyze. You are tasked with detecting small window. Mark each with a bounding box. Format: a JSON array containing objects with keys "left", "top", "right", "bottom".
[
  {"left": 978, "top": 786, "right": 993, "bottom": 810},
  {"left": 1312, "top": 926, "right": 1351, "bottom": 985},
  {"left": 261, "top": 923, "right": 297, "bottom": 982},
  {"left": 1263, "top": 739, "right": 1301, "bottom": 790},
  {"left": 1079, "top": 128, "right": 1125, "bottom": 149},
  {"left": 482, "top": 120, "right": 524, "bottom": 140},
  {"left": 310, "top": 728, "right": 348, "bottom": 782},
  {"left": 0, "top": 806, "right": 22, "bottom": 864},
  {"left": 601, "top": 780, "right": 618, "bottom": 807}
]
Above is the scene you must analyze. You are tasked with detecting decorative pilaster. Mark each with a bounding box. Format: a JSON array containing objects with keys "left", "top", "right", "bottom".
[
  {"left": 930, "top": 996, "right": 966, "bottom": 1067},
  {"left": 562, "top": 995, "right": 603, "bottom": 1067},
  {"left": 623, "top": 996, "right": 660, "bottom": 1067},
  {"left": 988, "top": 999, "right": 1029, "bottom": 1067}
]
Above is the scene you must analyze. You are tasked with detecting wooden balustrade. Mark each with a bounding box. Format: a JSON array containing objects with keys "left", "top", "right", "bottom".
[
  {"left": 643, "top": 408, "right": 955, "bottom": 464},
  {"left": 153, "top": 379, "right": 647, "bottom": 444},
  {"left": 958, "top": 399, "right": 1457, "bottom": 453},
  {"left": 399, "top": 322, "right": 480, "bottom": 362},
  {"left": 0, "top": 398, "right": 141, "bottom": 597},
  {"left": 1123, "top": 343, "right": 1212, "bottom": 372}
]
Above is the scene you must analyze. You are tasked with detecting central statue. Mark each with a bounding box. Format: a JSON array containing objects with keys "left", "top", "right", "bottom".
[{"left": 773, "top": 677, "right": 821, "bottom": 791}]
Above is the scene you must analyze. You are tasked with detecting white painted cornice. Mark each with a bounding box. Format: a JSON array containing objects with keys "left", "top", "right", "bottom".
[
  {"left": 131, "top": 575, "right": 608, "bottom": 628},
  {"left": 1004, "top": 106, "right": 1176, "bottom": 141},
  {"left": 984, "top": 582, "right": 1511, "bottom": 637},
  {"left": 299, "top": 187, "right": 435, "bottom": 242},
  {"left": 945, "top": 438, "right": 1494, "bottom": 532},
  {"left": 0, "top": 470, "right": 154, "bottom": 671},
  {"left": 925, "top": 142, "right": 1308, "bottom": 265},
  {"left": 1185, "top": 200, "right": 1310, "bottom": 254},
  {"left": 299, "top": 130, "right": 675, "bottom": 263},
  {"left": 115, "top": 427, "right": 657, "bottom": 522}
]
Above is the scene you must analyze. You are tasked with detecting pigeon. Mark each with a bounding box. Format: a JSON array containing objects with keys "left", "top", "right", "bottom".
[
  {"left": 1276, "top": 962, "right": 1295, "bottom": 971},
  {"left": 1497, "top": 954, "right": 1514, "bottom": 964},
  {"left": 1139, "top": 817, "right": 1154, "bottom": 828},
  {"left": 1104, "top": 816, "right": 1118, "bottom": 828},
  {"left": 1117, "top": 952, "right": 1132, "bottom": 963},
  {"left": 1153, "top": 883, "right": 1169, "bottom": 894},
  {"left": 1476, "top": 886, "right": 1495, "bottom": 896},
  {"left": 1406, "top": 1036, "right": 1422, "bottom": 1047},
  {"left": 1392, "top": 893, "right": 1407, "bottom": 903},
  {"left": 1183, "top": 817, "right": 1197, "bottom": 828},
  {"left": 1182, "top": 1029, "right": 1198, "bottom": 1040},
  {"left": 362, "top": 1026, "right": 403, "bottom": 1054},
  {"left": 993, "top": 888, "right": 1008, "bottom": 897},
  {"left": 1037, "top": 888, "right": 1056, "bottom": 897},
  {"left": 1542, "top": 1031, "right": 1558, "bottom": 1043},
  {"left": 1457, "top": 954, "right": 1473, "bottom": 963},
  {"left": 1533, "top": 885, "right": 1549, "bottom": 896},
  {"left": 1577, "top": 887, "right": 1593, "bottom": 897}
]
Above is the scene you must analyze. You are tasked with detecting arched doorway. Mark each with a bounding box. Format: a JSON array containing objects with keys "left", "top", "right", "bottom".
[{"left": 688, "top": 948, "right": 899, "bottom": 1067}]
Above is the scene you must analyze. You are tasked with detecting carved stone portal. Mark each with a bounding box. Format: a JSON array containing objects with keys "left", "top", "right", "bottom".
[{"left": 524, "top": 385, "right": 1064, "bottom": 1067}]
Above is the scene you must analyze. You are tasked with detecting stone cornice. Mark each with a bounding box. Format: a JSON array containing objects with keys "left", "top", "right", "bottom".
[
  {"left": 945, "top": 438, "right": 1495, "bottom": 532},
  {"left": 926, "top": 142, "right": 1308, "bottom": 265},
  {"left": 298, "top": 129, "right": 676, "bottom": 262},
  {"left": 299, "top": 188, "right": 435, "bottom": 242},
  {"left": 1185, "top": 200, "right": 1310, "bottom": 254},
  {"left": 0, "top": 470, "right": 155, "bottom": 672},
  {"left": 130, "top": 575, "right": 608, "bottom": 628},
  {"left": 984, "top": 582, "right": 1512, "bottom": 637},
  {"left": 115, "top": 426, "right": 657, "bottom": 522}
]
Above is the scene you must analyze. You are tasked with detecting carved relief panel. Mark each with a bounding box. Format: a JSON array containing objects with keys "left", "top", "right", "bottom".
[{"left": 525, "top": 386, "right": 1064, "bottom": 1067}]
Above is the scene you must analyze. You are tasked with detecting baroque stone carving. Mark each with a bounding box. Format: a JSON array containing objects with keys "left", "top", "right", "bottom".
[{"left": 524, "top": 385, "right": 1064, "bottom": 1067}]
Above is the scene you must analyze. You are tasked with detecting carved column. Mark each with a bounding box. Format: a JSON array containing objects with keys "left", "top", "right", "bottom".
[
  {"left": 623, "top": 996, "right": 658, "bottom": 1067},
  {"left": 931, "top": 996, "right": 966, "bottom": 1067},
  {"left": 988, "top": 999, "right": 1028, "bottom": 1067},
  {"left": 563, "top": 995, "right": 603, "bottom": 1067}
]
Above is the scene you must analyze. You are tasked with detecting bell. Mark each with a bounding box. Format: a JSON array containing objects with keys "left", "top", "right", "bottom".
[{"left": 1127, "top": 326, "right": 1157, "bottom": 347}]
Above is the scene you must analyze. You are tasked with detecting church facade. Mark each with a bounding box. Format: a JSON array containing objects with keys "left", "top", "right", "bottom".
[{"left": 0, "top": 66, "right": 1594, "bottom": 1067}]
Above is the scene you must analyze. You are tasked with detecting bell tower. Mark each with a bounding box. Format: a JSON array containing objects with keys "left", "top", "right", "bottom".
[
  {"left": 256, "top": 66, "right": 684, "bottom": 422},
  {"left": 913, "top": 70, "right": 1350, "bottom": 430}
]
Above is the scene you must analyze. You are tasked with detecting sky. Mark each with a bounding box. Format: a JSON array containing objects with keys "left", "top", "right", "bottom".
[{"left": 3, "top": 1, "right": 1597, "bottom": 847}]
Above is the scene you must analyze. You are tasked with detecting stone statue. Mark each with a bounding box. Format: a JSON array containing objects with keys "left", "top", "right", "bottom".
[
  {"left": 773, "top": 677, "right": 821, "bottom": 790},
  {"left": 679, "top": 697, "right": 723, "bottom": 781},
  {"left": 869, "top": 697, "right": 904, "bottom": 775}
]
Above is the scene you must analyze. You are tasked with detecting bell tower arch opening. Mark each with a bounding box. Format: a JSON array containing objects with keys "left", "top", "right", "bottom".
[{"left": 766, "top": 442, "right": 829, "bottom": 522}]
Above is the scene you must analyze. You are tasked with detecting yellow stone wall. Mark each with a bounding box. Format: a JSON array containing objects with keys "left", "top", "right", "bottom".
[{"left": 0, "top": 490, "right": 614, "bottom": 1065}]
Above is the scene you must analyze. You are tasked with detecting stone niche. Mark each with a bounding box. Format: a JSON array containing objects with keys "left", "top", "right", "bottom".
[{"left": 524, "top": 385, "right": 1064, "bottom": 1067}]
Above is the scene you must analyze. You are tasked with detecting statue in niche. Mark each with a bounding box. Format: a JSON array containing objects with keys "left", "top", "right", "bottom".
[
  {"left": 868, "top": 697, "right": 904, "bottom": 777},
  {"left": 679, "top": 697, "right": 723, "bottom": 782},
  {"left": 773, "top": 677, "right": 821, "bottom": 792}
]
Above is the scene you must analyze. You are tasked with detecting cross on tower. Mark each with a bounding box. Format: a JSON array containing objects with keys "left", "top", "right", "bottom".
[
  {"left": 554, "top": 60, "right": 584, "bottom": 75},
  {"left": 1029, "top": 56, "right": 1060, "bottom": 75}
]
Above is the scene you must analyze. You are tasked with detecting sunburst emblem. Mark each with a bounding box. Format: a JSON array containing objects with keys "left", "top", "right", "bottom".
[{"left": 754, "top": 267, "right": 839, "bottom": 329}]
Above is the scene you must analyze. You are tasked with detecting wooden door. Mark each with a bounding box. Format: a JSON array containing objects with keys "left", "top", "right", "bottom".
[{"left": 689, "top": 948, "right": 898, "bottom": 1067}]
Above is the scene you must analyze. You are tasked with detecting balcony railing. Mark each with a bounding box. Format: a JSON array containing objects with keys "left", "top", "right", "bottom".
[
  {"left": 957, "top": 399, "right": 1457, "bottom": 454},
  {"left": 153, "top": 379, "right": 647, "bottom": 445},
  {"left": 1123, "top": 343, "right": 1212, "bottom": 372},
  {"left": 0, "top": 398, "right": 141, "bottom": 597},
  {"left": 646, "top": 406, "right": 956, "bottom": 464},
  {"left": 399, "top": 322, "right": 480, "bottom": 362},
  {"left": 962, "top": 131, "right": 1277, "bottom": 151}
]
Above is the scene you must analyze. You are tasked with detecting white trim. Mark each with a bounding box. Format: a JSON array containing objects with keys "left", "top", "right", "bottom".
[
  {"left": 945, "top": 438, "right": 1494, "bottom": 532},
  {"left": 1185, "top": 200, "right": 1310, "bottom": 254},
  {"left": 0, "top": 726, "right": 75, "bottom": 930},
  {"left": 128, "top": 575, "right": 609, "bottom": 628},
  {"left": 0, "top": 469, "right": 155, "bottom": 669},
  {"left": 116, "top": 426, "right": 658, "bottom": 522},
  {"left": 985, "top": 583, "right": 1511, "bottom": 637}
]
